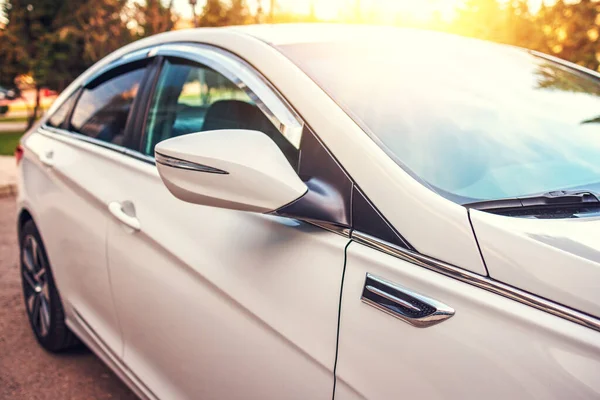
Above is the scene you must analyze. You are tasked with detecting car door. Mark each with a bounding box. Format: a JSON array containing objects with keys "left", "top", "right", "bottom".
[
  {"left": 106, "top": 45, "right": 349, "bottom": 400},
  {"left": 21, "top": 56, "right": 154, "bottom": 358}
]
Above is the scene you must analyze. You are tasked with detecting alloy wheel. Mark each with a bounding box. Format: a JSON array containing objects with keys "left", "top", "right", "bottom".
[{"left": 21, "top": 234, "right": 51, "bottom": 337}]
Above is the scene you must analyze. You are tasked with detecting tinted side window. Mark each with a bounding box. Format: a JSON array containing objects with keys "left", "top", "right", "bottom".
[
  {"left": 70, "top": 67, "right": 145, "bottom": 146},
  {"left": 143, "top": 58, "right": 299, "bottom": 169},
  {"left": 47, "top": 92, "right": 78, "bottom": 129}
]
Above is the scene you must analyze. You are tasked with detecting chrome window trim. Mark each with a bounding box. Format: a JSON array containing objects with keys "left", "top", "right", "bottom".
[
  {"left": 41, "top": 126, "right": 130, "bottom": 155},
  {"left": 153, "top": 43, "right": 304, "bottom": 149},
  {"left": 529, "top": 50, "right": 600, "bottom": 81},
  {"left": 83, "top": 48, "right": 153, "bottom": 87},
  {"left": 302, "top": 220, "right": 351, "bottom": 238},
  {"left": 41, "top": 125, "right": 158, "bottom": 166},
  {"left": 352, "top": 230, "right": 600, "bottom": 333},
  {"left": 125, "top": 149, "right": 156, "bottom": 165}
]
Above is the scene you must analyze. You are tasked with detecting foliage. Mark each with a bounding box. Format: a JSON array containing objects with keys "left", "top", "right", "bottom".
[
  {"left": 536, "top": 0, "right": 600, "bottom": 71},
  {"left": 198, "top": 0, "right": 253, "bottom": 27},
  {"left": 227, "top": 0, "right": 251, "bottom": 26},
  {"left": 133, "top": 0, "right": 178, "bottom": 36},
  {"left": 0, "top": 0, "right": 178, "bottom": 127},
  {"left": 198, "top": 0, "right": 228, "bottom": 27},
  {"left": 0, "top": 131, "right": 23, "bottom": 155},
  {"left": 433, "top": 0, "right": 600, "bottom": 72}
]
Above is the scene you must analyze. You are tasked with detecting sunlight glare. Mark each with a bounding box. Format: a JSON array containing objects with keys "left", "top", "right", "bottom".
[{"left": 309, "top": 0, "right": 465, "bottom": 22}]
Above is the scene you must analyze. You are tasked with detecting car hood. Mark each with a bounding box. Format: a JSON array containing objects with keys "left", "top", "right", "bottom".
[{"left": 470, "top": 209, "right": 600, "bottom": 318}]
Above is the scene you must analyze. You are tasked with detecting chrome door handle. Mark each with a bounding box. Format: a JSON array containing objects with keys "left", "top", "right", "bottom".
[
  {"left": 361, "top": 273, "right": 454, "bottom": 328},
  {"left": 39, "top": 150, "right": 54, "bottom": 167},
  {"left": 108, "top": 201, "right": 140, "bottom": 231}
]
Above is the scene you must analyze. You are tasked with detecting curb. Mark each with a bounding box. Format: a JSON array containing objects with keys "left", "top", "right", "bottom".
[{"left": 0, "top": 183, "right": 17, "bottom": 198}]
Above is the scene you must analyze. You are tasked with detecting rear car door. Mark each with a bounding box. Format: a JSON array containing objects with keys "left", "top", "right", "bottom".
[
  {"left": 106, "top": 44, "right": 350, "bottom": 400},
  {"left": 21, "top": 56, "right": 154, "bottom": 357}
]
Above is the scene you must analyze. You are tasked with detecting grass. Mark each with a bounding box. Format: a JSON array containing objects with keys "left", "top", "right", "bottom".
[{"left": 0, "top": 131, "right": 23, "bottom": 156}]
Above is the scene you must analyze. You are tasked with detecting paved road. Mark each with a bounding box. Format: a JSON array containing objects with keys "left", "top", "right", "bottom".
[
  {"left": 0, "top": 195, "right": 138, "bottom": 400},
  {"left": 0, "top": 122, "right": 26, "bottom": 132}
]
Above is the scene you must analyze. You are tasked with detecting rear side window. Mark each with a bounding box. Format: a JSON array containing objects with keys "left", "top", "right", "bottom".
[
  {"left": 70, "top": 66, "right": 146, "bottom": 146},
  {"left": 47, "top": 92, "right": 77, "bottom": 129}
]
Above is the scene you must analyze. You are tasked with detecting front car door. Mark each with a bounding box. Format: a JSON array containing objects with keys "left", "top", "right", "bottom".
[{"left": 105, "top": 44, "right": 349, "bottom": 400}]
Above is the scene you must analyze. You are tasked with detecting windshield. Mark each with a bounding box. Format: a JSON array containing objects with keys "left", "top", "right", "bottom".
[{"left": 278, "top": 30, "right": 600, "bottom": 203}]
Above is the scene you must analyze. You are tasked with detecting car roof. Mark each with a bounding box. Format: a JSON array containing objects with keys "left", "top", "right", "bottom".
[{"left": 227, "top": 23, "right": 498, "bottom": 48}]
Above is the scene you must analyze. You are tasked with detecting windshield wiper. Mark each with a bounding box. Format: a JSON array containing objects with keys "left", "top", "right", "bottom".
[{"left": 464, "top": 190, "right": 600, "bottom": 215}]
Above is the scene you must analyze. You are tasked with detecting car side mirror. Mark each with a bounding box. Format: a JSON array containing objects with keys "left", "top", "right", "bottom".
[{"left": 155, "top": 129, "right": 307, "bottom": 213}]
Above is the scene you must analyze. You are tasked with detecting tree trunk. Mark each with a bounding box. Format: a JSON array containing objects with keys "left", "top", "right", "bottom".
[{"left": 26, "top": 86, "right": 41, "bottom": 130}]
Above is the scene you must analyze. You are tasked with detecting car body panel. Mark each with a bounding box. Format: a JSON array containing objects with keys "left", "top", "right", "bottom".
[
  {"left": 105, "top": 155, "right": 347, "bottom": 399},
  {"left": 18, "top": 128, "right": 124, "bottom": 355},
  {"left": 471, "top": 209, "right": 600, "bottom": 318},
  {"left": 336, "top": 240, "right": 600, "bottom": 399}
]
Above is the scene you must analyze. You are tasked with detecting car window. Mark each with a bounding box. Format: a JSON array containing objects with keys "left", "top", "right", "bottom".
[
  {"left": 47, "top": 91, "right": 78, "bottom": 129},
  {"left": 143, "top": 58, "right": 299, "bottom": 169},
  {"left": 70, "top": 66, "right": 146, "bottom": 146},
  {"left": 279, "top": 33, "right": 600, "bottom": 203}
]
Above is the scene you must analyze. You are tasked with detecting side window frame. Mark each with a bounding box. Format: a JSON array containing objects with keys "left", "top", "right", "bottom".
[
  {"left": 44, "top": 87, "right": 81, "bottom": 130},
  {"left": 67, "top": 57, "right": 154, "bottom": 149},
  {"left": 42, "top": 51, "right": 159, "bottom": 156},
  {"left": 134, "top": 43, "right": 305, "bottom": 164}
]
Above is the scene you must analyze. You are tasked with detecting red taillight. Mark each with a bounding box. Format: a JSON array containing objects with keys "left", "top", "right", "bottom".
[{"left": 15, "top": 144, "right": 24, "bottom": 165}]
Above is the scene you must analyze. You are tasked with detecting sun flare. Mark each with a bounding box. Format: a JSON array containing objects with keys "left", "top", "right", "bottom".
[
  {"left": 278, "top": 0, "right": 465, "bottom": 22},
  {"left": 172, "top": 0, "right": 467, "bottom": 24}
]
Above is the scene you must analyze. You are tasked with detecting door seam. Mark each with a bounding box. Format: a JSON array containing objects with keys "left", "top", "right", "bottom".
[
  {"left": 104, "top": 217, "right": 126, "bottom": 358},
  {"left": 332, "top": 238, "right": 353, "bottom": 400}
]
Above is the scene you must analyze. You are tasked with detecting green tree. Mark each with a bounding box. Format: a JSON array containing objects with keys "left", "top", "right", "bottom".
[
  {"left": 0, "top": 0, "right": 133, "bottom": 128},
  {"left": 539, "top": 0, "right": 599, "bottom": 71},
  {"left": 505, "top": 0, "right": 543, "bottom": 49},
  {"left": 0, "top": 0, "right": 81, "bottom": 127},
  {"left": 446, "top": 0, "right": 600, "bottom": 72},
  {"left": 226, "top": 0, "right": 250, "bottom": 26},
  {"left": 70, "top": 0, "right": 134, "bottom": 66},
  {"left": 134, "top": 0, "right": 178, "bottom": 37},
  {"left": 199, "top": 0, "right": 228, "bottom": 27}
]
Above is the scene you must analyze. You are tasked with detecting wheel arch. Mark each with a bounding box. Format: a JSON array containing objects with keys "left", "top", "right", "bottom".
[{"left": 17, "top": 207, "right": 34, "bottom": 240}]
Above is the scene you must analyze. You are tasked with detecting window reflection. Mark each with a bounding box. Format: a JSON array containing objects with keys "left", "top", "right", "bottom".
[
  {"left": 70, "top": 68, "right": 145, "bottom": 146},
  {"left": 280, "top": 33, "right": 600, "bottom": 202}
]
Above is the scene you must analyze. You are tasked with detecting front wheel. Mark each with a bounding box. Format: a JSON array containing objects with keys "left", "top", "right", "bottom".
[{"left": 20, "top": 220, "right": 80, "bottom": 352}]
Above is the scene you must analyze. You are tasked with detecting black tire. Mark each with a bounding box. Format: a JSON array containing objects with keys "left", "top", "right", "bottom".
[{"left": 19, "top": 219, "right": 80, "bottom": 352}]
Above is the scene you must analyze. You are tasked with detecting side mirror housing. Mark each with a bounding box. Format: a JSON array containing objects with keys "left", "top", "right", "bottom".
[{"left": 155, "top": 129, "right": 307, "bottom": 213}]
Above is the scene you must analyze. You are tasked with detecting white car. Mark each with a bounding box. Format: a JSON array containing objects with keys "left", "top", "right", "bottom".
[{"left": 15, "top": 25, "right": 600, "bottom": 400}]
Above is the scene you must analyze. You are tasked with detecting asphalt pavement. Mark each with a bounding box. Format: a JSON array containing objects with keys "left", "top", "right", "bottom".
[
  {"left": 0, "top": 122, "right": 26, "bottom": 132},
  {"left": 0, "top": 195, "right": 138, "bottom": 400}
]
